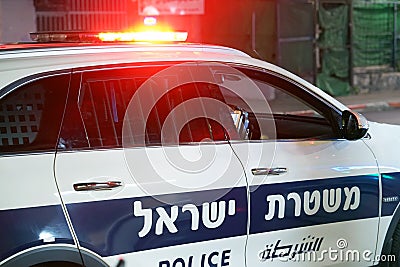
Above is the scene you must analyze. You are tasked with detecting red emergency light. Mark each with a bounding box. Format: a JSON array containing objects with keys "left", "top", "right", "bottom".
[
  {"left": 98, "top": 31, "right": 188, "bottom": 42},
  {"left": 30, "top": 30, "right": 188, "bottom": 43}
]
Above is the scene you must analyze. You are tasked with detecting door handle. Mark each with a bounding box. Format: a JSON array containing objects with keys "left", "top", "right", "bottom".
[
  {"left": 73, "top": 181, "right": 122, "bottom": 191},
  {"left": 251, "top": 167, "right": 287, "bottom": 176}
]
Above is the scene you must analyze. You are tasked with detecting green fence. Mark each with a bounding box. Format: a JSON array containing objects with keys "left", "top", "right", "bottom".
[
  {"left": 316, "top": 0, "right": 400, "bottom": 96},
  {"left": 353, "top": 1, "right": 398, "bottom": 68},
  {"left": 317, "top": 3, "right": 351, "bottom": 96}
]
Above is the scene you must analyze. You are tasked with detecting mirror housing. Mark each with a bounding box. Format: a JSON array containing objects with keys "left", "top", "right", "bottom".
[{"left": 341, "top": 110, "right": 369, "bottom": 140}]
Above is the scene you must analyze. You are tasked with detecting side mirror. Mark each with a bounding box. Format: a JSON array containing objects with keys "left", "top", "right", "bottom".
[{"left": 341, "top": 110, "right": 369, "bottom": 140}]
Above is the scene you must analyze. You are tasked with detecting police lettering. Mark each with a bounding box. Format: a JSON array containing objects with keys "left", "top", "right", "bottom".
[
  {"left": 159, "top": 249, "right": 231, "bottom": 267},
  {"left": 264, "top": 186, "right": 360, "bottom": 220},
  {"left": 133, "top": 200, "right": 236, "bottom": 237}
]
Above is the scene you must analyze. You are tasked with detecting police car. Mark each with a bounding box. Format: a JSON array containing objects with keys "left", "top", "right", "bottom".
[{"left": 1, "top": 29, "right": 400, "bottom": 267}]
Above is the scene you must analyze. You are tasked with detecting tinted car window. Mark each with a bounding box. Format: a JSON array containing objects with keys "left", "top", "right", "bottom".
[
  {"left": 0, "top": 74, "right": 70, "bottom": 153},
  {"left": 59, "top": 65, "right": 236, "bottom": 150},
  {"left": 220, "top": 67, "right": 340, "bottom": 140}
]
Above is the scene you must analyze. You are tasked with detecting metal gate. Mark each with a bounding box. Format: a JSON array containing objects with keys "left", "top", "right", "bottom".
[
  {"left": 35, "top": 0, "right": 128, "bottom": 32},
  {"left": 276, "top": 0, "right": 316, "bottom": 83}
]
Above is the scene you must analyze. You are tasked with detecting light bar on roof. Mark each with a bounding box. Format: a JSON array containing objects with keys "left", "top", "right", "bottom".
[
  {"left": 30, "top": 32, "right": 99, "bottom": 43},
  {"left": 30, "top": 31, "right": 188, "bottom": 43},
  {"left": 98, "top": 31, "right": 188, "bottom": 42}
]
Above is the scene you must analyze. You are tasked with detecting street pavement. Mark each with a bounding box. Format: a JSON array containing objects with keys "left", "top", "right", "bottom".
[
  {"left": 336, "top": 90, "right": 400, "bottom": 125},
  {"left": 336, "top": 90, "right": 400, "bottom": 113},
  {"left": 362, "top": 109, "right": 400, "bottom": 125}
]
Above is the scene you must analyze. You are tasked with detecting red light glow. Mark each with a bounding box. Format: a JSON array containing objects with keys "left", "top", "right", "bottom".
[{"left": 98, "top": 31, "right": 188, "bottom": 42}]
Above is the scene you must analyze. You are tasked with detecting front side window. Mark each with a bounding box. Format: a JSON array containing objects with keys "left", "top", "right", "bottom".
[
  {"left": 218, "top": 67, "right": 340, "bottom": 140},
  {"left": 0, "top": 74, "right": 70, "bottom": 154}
]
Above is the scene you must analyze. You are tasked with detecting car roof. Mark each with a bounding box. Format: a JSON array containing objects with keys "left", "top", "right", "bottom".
[
  {"left": 0, "top": 42, "right": 249, "bottom": 82},
  {"left": 0, "top": 42, "right": 347, "bottom": 111},
  {"left": 0, "top": 42, "right": 250, "bottom": 57}
]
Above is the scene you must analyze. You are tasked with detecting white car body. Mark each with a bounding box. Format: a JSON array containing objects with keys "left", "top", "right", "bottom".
[{"left": 0, "top": 41, "right": 399, "bottom": 267}]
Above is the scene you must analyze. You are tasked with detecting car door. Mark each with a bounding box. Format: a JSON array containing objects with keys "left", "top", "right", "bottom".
[
  {"left": 54, "top": 62, "right": 248, "bottom": 266},
  {"left": 0, "top": 72, "right": 84, "bottom": 266},
  {"left": 212, "top": 65, "right": 380, "bottom": 266}
]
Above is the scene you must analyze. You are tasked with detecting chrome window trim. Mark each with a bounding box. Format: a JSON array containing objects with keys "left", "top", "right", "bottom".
[
  {"left": 56, "top": 140, "right": 232, "bottom": 154},
  {"left": 0, "top": 150, "right": 55, "bottom": 157}
]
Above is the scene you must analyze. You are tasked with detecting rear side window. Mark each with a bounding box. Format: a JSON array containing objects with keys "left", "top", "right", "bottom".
[
  {"left": 59, "top": 65, "right": 237, "bottom": 150},
  {"left": 0, "top": 74, "right": 70, "bottom": 154}
]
